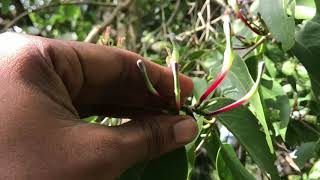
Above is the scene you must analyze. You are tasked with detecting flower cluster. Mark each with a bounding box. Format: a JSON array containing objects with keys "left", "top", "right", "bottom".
[{"left": 137, "top": 15, "right": 265, "bottom": 117}]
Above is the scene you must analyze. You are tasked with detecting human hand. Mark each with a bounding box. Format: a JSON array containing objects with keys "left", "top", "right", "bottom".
[{"left": 0, "top": 33, "right": 197, "bottom": 180}]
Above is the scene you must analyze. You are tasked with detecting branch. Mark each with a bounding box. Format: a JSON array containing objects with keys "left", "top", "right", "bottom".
[
  {"left": 241, "top": 35, "right": 269, "bottom": 58},
  {"left": 236, "top": 11, "right": 263, "bottom": 36},
  {"left": 1, "top": 0, "right": 117, "bottom": 32},
  {"left": 166, "top": 0, "right": 181, "bottom": 28},
  {"left": 12, "top": 0, "right": 33, "bottom": 25},
  {"left": 148, "top": 0, "right": 181, "bottom": 36},
  {"left": 84, "top": 0, "right": 132, "bottom": 43}
]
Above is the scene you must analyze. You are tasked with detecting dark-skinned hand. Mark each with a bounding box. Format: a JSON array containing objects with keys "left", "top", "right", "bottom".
[{"left": 0, "top": 33, "right": 197, "bottom": 180}]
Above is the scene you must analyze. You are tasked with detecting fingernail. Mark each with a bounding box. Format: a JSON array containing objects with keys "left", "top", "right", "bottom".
[{"left": 174, "top": 117, "right": 198, "bottom": 144}]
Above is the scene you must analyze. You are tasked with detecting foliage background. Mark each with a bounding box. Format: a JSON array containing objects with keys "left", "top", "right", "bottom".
[{"left": 1, "top": 0, "right": 320, "bottom": 179}]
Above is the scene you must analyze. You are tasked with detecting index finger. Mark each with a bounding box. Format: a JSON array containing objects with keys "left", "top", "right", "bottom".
[{"left": 36, "top": 36, "right": 194, "bottom": 117}]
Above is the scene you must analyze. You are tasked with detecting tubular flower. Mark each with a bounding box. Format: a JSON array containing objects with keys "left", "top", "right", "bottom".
[
  {"left": 136, "top": 59, "right": 160, "bottom": 97},
  {"left": 206, "top": 61, "right": 266, "bottom": 116},
  {"left": 198, "top": 16, "right": 234, "bottom": 105},
  {"left": 169, "top": 37, "right": 181, "bottom": 111}
]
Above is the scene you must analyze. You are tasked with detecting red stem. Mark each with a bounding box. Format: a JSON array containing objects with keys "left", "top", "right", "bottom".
[
  {"left": 236, "top": 12, "right": 263, "bottom": 36},
  {"left": 199, "top": 71, "right": 227, "bottom": 103},
  {"left": 206, "top": 99, "right": 246, "bottom": 116}
]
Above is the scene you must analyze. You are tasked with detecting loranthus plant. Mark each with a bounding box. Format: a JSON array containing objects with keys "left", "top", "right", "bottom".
[
  {"left": 137, "top": 16, "right": 264, "bottom": 117},
  {"left": 134, "top": 15, "right": 273, "bottom": 179},
  {"left": 5, "top": 0, "right": 320, "bottom": 179}
]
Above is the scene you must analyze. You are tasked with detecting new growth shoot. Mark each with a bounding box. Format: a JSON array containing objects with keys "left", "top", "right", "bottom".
[
  {"left": 169, "top": 36, "right": 181, "bottom": 111},
  {"left": 197, "top": 16, "right": 234, "bottom": 106},
  {"left": 206, "top": 61, "right": 266, "bottom": 116}
]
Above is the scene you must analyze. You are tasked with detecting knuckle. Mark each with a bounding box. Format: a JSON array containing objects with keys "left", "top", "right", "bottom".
[
  {"left": 140, "top": 119, "right": 166, "bottom": 159},
  {"left": 0, "top": 33, "right": 51, "bottom": 75}
]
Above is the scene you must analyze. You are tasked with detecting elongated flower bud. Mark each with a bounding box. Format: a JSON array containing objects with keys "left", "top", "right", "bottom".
[
  {"left": 198, "top": 16, "right": 234, "bottom": 105},
  {"left": 168, "top": 37, "right": 181, "bottom": 111},
  {"left": 137, "top": 59, "right": 160, "bottom": 96},
  {"left": 171, "top": 61, "right": 181, "bottom": 111},
  {"left": 207, "top": 61, "right": 265, "bottom": 116}
]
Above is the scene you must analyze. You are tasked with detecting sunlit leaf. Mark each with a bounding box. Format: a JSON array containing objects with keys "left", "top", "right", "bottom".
[
  {"left": 293, "top": 0, "right": 320, "bottom": 105},
  {"left": 257, "top": 0, "right": 295, "bottom": 51},
  {"left": 205, "top": 98, "right": 279, "bottom": 179},
  {"left": 210, "top": 55, "right": 274, "bottom": 153},
  {"left": 260, "top": 75, "right": 290, "bottom": 140},
  {"left": 216, "top": 144, "right": 255, "bottom": 180}
]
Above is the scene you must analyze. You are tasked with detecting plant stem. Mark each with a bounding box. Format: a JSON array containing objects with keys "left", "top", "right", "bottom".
[
  {"left": 236, "top": 11, "right": 263, "bottom": 36},
  {"left": 206, "top": 61, "right": 265, "bottom": 116},
  {"left": 299, "top": 120, "right": 320, "bottom": 136},
  {"left": 2, "top": 1, "right": 117, "bottom": 32},
  {"left": 196, "top": 15, "right": 234, "bottom": 107},
  {"left": 242, "top": 35, "right": 268, "bottom": 59}
]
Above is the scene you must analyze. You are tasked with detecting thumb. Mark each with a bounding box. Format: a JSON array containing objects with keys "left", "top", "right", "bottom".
[
  {"left": 71, "top": 115, "right": 197, "bottom": 178},
  {"left": 116, "top": 115, "right": 198, "bottom": 167}
]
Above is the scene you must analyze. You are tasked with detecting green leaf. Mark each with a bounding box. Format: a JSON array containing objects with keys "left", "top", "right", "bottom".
[
  {"left": 257, "top": 0, "right": 295, "bottom": 51},
  {"left": 216, "top": 147, "right": 233, "bottom": 180},
  {"left": 294, "top": 141, "right": 319, "bottom": 169},
  {"left": 185, "top": 114, "right": 204, "bottom": 177},
  {"left": 260, "top": 76, "right": 290, "bottom": 140},
  {"left": 119, "top": 148, "right": 188, "bottom": 180},
  {"left": 187, "top": 50, "right": 206, "bottom": 61},
  {"left": 210, "top": 55, "right": 274, "bottom": 153},
  {"left": 216, "top": 144, "right": 255, "bottom": 180},
  {"left": 309, "top": 160, "right": 320, "bottom": 179},
  {"left": 203, "top": 126, "right": 221, "bottom": 166},
  {"left": 205, "top": 98, "right": 279, "bottom": 179},
  {"left": 292, "top": 1, "right": 320, "bottom": 104},
  {"left": 81, "top": 116, "right": 98, "bottom": 123},
  {"left": 264, "top": 56, "right": 278, "bottom": 78},
  {"left": 192, "top": 77, "right": 209, "bottom": 101},
  {"left": 295, "top": 0, "right": 316, "bottom": 19},
  {"left": 286, "top": 121, "right": 320, "bottom": 147},
  {"left": 1, "top": 0, "right": 10, "bottom": 14}
]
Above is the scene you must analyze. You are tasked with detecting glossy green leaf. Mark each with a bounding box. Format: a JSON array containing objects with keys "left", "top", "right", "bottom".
[
  {"left": 257, "top": 0, "right": 295, "bottom": 51},
  {"left": 293, "top": 0, "right": 320, "bottom": 104},
  {"left": 119, "top": 148, "right": 188, "bottom": 180},
  {"left": 205, "top": 98, "right": 279, "bottom": 179},
  {"left": 260, "top": 75, "right": 290, "bottom": 140},
  {"left": 216, "top": 144, "right": 255, "bottom": 180},
  {"left": 210, "top": 55, "right": 274, "bottom": 153}
]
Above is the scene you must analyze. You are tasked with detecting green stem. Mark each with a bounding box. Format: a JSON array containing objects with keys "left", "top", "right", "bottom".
[{"left": 242, "top": 35, "right": 269, "bottom": 59}]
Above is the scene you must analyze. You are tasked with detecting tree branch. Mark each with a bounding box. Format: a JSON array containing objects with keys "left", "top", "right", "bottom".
[
  {"left": 1, "top": 0, "right": 117, "bottom": 32},
  {"left": 84, "top": 0, "right": 132, "bottom": 43}
]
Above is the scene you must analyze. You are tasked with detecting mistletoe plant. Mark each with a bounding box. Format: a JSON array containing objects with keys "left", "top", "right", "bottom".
[
  {"left": 137, "top": 16, "right": 265, "bottom": 118},
  {"left": 133, "top": 14, "right": 275, "bottom": 180}
]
